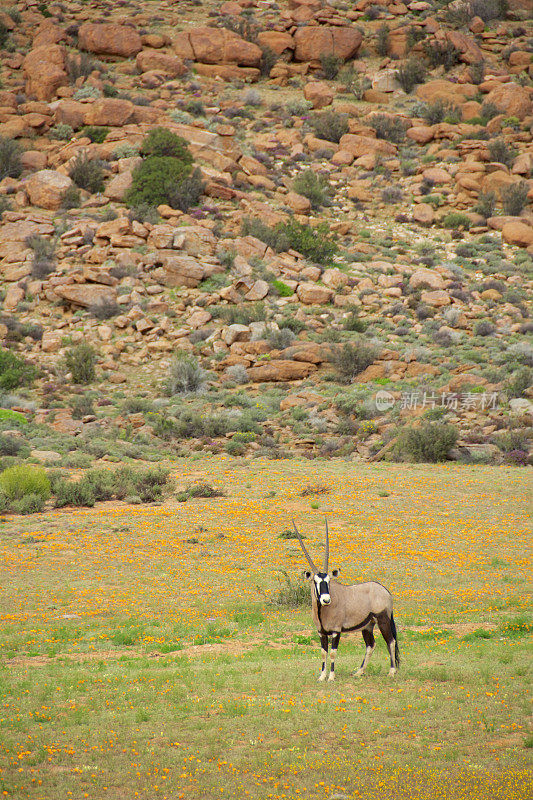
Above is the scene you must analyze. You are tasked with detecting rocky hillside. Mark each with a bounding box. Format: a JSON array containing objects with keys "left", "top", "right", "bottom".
[{"left": 0, "top": 0, "right": 532, "bottom": 475}]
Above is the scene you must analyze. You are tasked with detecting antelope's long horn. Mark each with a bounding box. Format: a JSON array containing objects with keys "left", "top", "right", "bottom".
[
  {"left": 292, "top": 518, "right": 317, "bottom": 573},
  {"left": 324, "top": 516, "right": 329, "bottom": 573}
]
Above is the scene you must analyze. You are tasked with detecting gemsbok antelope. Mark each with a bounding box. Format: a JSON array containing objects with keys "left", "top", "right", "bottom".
[{"left": 292, "top": 518, "right": 400, "bottom": 681}]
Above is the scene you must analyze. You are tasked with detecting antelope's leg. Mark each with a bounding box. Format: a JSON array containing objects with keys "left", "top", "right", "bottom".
[
  {"left": 328, "top": 632, "right": 340, "bottom": 681},
  {"left": 318, "top": 633, "right": 329, "bottom": 682},
  {"left": 376, "top": 613, "right": 397, "bottom": 676},
  {"left": 355, "top": 626, "right": 375, "bottom": 677}
]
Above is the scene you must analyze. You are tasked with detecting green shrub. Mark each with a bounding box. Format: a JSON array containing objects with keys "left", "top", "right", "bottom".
[
  {"left": 128, "top": 203, "right": 160, "bottom": 225},
  {"left": 267, "top": 570, "right": 309, "bottom": 607},
  {"left": 397, "top": 58, "right": 426, "bottom": 93},
  {"left": 395, "top": 423, "right": 458, "bottom": 463},
  {"left": 0, "top": 433, "right": 26, "bottom": 457},
  {"left": 11, "top": 493, "right": 45, "bottom": 515},
  {"left": 343, "top": 308, "right": 367, "bottom": 332},
  {"left": 334, "top": 340, "right": 380, "bottom": 383},
  {"left": 0, "top": 136, "right": 22, "bottom": 180},
  {"left": 424, "top": 40, "right": 461, "bottom": 70},
  {"left": 487, "top": 138, "right": 517, "bottom": 168},
  {"left": 310, "top": 111, "right": 349, "bottom": 143},
  {"left": 69, "top": 151, "right": 106, "bottom": 193},
  {"left": 65, "top": 343, "right": 97, "bottom": 384},
  {"left": 140, "top": 127, "right": 193, "bottom": 162},
  {"left": 442, "top": 212, "right": 471, "bottom": 230},
  {"left": 320, "top": 53, "right": 341, "bottom": 80},
  {"left": 167, "top": 352, "right": 205, "bottom": 395},
  {"left": 418, "top": 99, "right": 459, "bottom": 125},
  {"left": 0, "top": 349, "right": 37, "bottom": 389},
  {"left": 268, "top": 328, "right": 296, "bottom": 350},
  {"left": 66, "top": 52, "right": 100, "bottom": 82},
  {"left": 60, "top": 185, "right": 81, "bottom": 209},
  {"left": 371, "top": 114, "right": 407, "bottom": 143},
  {"left": 49, "top": 123, "right": 74, "bottom": 140},
  {"left": 501, "top": 181, "right": 529, "bottom": 216},
  {"left": 188, "top": 483, "right": 224, "bottom": 498},
  {"left": 271, "top": 280, "right": 294, "bottom": 297},
  {"left": 54, "top": 479, "right": 96, "bottom": 508},
  {"left": 166, "top": 167, "right": 204, "bottom": 212},
  {"left": 376, "top": 24, "right": 389, "bottom": 57},
  {"left": 292, "top": 170, "right": 330, "bottom": 208},
  {"left": 73, "top": 85, "right": 102, "bottom": 101},
  {"left": 0, "top": 465, "right": 50, "bottom": 501},
  {"left": 26, "top": 233, "right": 56, "bottom": 279},
  {"left": 275, "top": 219, "right": 338, "bottom": 263},
  {"left": 260, "top": 45, "right": 277, "bottom": 76},
  {"left": 473, "top": 191, "right": 496, "bottom": 219},
  {"left": 82, "top": 126, "right": 110, "bottom": 143},
  {"left": 506, "top": 367, "right": 532, "bottom": 399},
  {"left": 126, "top": 156, "right": 192, "bottom": 208}
]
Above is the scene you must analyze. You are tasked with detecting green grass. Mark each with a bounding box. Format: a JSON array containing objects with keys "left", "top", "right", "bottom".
[{"left": 0, "top": 460, "right": 531, "bottom": 799}]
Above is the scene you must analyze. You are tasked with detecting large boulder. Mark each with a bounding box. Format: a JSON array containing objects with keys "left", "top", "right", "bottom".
[
  {"left": 501, "top": 221, "right": 533, "bottom": 248},
  {"left": 78, "top": 23, "right": 142, "bottom": 58},
  {"left": 409, "top": 268, "right": 445, "bottom": 290},
  {"left": 293, "top": 26, "right": 363, "bottom": 62},
  {"left": 173, "top": 26, "right": 262, "bottom": 66},
  {"left": 485, "top": 83, "right": 532, "bottom": 121},
  {"left": 256, "top": 31, "right": 295, "bottom": 56},
  {"left": 303, "top": 81, "right": 334, "bottom": 109},
  {"left": 247, "top": 360, "right": 317, "bottom": 382},
  {"left": 136, "top": 50, "right": 187, "bottom": 76},
  {"left": 23, "top": 44, "right": 67, "bottom": 101},
  {"left": 296, "top": 283, "right": 334, "bottom": 305},
  {"left": 55, "top": 284, "right": 117, "bottom": 307},
  {"left": 25, "top": 170, "right": 74, "bottom": 210},
  {"left": 416, "top": 79, "right": 477, "bottom": 104},
  {"left": 84, "top": 98, "right": 135, "bottom": 126}
]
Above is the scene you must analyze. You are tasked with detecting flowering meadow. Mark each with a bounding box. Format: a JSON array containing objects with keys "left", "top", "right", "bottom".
[{"left": 0, "top": 458, "right": 531, "bottom": 799}]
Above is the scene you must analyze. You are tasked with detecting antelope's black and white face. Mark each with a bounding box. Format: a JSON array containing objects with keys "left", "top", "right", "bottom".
[{"left": 305, "top": 570, "right": 339, "bottom": 606}]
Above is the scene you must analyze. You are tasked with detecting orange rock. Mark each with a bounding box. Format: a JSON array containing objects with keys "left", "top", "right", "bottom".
[
  {"left": 23, "top": 44, "right": 67, "bottom": 102},
  {"left": 293, "top": 26, "right": 363, "bottom": 62},
  {"left": 25, "top": 169, "right": 74, "bottom": 210},
  {"left": 54, "top": 99, "right": 86, "bottom": 130},
  {"left": 303, "top": 81, "right": 334, "bottom": 109},
  {"left": 485, "top": 83, "right": 532, "bottom": 120},
  {"left": 406, "top": 125, "right": 435, "bottom": 144},
  {"left": 174, "top": 26, "right": 262, "bottom": 66},
  {"left": 412, "top": 204, "right": 435, "bottom": 226},
  {"left": 78, "top": 23, "right": 142, "bottom": 58},
  {"left": 286, "top": 191, "right": 311, "bottom": 213},
  {"left": 256, "top": 31, "right": 294, "bottom": 55},
  {"left": 84, "top": 98, "right": 135, "bottom": 126},
  {"left": 501, "top": 221, "right": 533, "bottom": 248},
  {"left": 247, "top": 360, "right": 317, "bottom": 382},
  {"left": 296, "top": 283, "right": 334, "bottom": 305},
  {"left": 193, "top": 63, "right": 260, "bottom": 81},
  {"left": 136, "top": 50, "right": 186, "bottom": 76}
]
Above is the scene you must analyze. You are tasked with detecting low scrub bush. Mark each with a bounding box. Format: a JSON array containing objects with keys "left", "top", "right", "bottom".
[
  {"left": 395, "top": 423, "right": 458, "bottom": 462},
  {"left": 82, "top": 126, "right": 109, "bottom": 144},
  {"left": 501, "top": 181, "right": 529, "bottom": 216},
  {"left": 376, "top": 24, "right": 389, "bottom": 57},
  {"left": 275, "top": 219, "right": 338, "bottom": 263},
  {"left": 0, "top": 349, "right": 37, "bottom": 390},
  {"left": 442, "top": 212, "right": 471, "bottom": 230},
  {"left": 473, "top": 191, "right": 496, "bottom": 219},
  {"left": 396, "top": 59, "right": 426, "bottom": 93},
  {"left": 0, "top": 136, "right": 22, "bottom": 180},
  {"left": 140, "top": 127, "right": 193, "bottom": 162},
  {"left": 65, "top": 343, "right": 97, "bottom": 384},
  {"left": 268, "top": 328, "right": 296, "bottom": 350},
  {"left": 320, "top": 53, "right": 341, "bottom": 80},
  {"left": 333, "top": 340, "right": 380, "bottom": 383},
  {"left": 69, "top": 152, "right": 106, "bottom": 193},
  {"left": 424, "top": 40, "right": 461, "bottom": 70},
  {"left": 487, "top": 138, "right": 517, "bottom": 168},
  {"left": 54, "top": 478, "right": 96, "bottom": 508},
  {"left": 267, "top": 570, "right": 309, "bottom": 607},
  {"left": 60, "top": 186, "right": 81, "bottom": 209},
  {"left": 166, "top": 352, "right": 205, "bottom": 395},
  {"left": 371, "top": 114, "right": 407, "bottom": 143},
  {"left": 26, "top": 233, "right": 56, "bottom": 279},
  {"left": 309, "top": 111, "right": 349, "bottom": 144},
  {"left": 66, "top": 52, "right": 100, "bottom": 82},
  {"left": 49, "top": 123, "right": 74, "bottom": 141},
  {"left": 11, "top": 493, "right": 45, "bottom": 515},
  {"left": 292, "top": 170, "right": 330, "bottom": 208},
  {"left": 506, "top": 367, "right": 532, "bottom": 399},
  {"left": 0, "top": 464, "right": 50, "bottom": 501}
]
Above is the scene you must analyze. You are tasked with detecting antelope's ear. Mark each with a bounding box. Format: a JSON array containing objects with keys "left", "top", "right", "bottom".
[
  {"left": 331, "top": 568, "right": 340, "bottom": 577},
  {"left": 304, "top": 570, "right": 312, "bottom": 580}
]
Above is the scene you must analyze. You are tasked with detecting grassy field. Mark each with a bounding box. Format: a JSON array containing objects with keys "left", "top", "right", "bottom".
[{"left": 0, "top": 458, "right": 531, "bottom": 799}]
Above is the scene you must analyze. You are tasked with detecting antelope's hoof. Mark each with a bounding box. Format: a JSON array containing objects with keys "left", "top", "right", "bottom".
[
  {"left": 354, "top": 669, "right": 364, "bottom": 677},
  {"left": 388, "top": 668, "right": 397, "bottom": 677},
  {"left": 328, "top": 673, "right": 335, "bottom": 682},
  {"left": 318, "top": 673, "right": 327, "bottom": 682}
]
